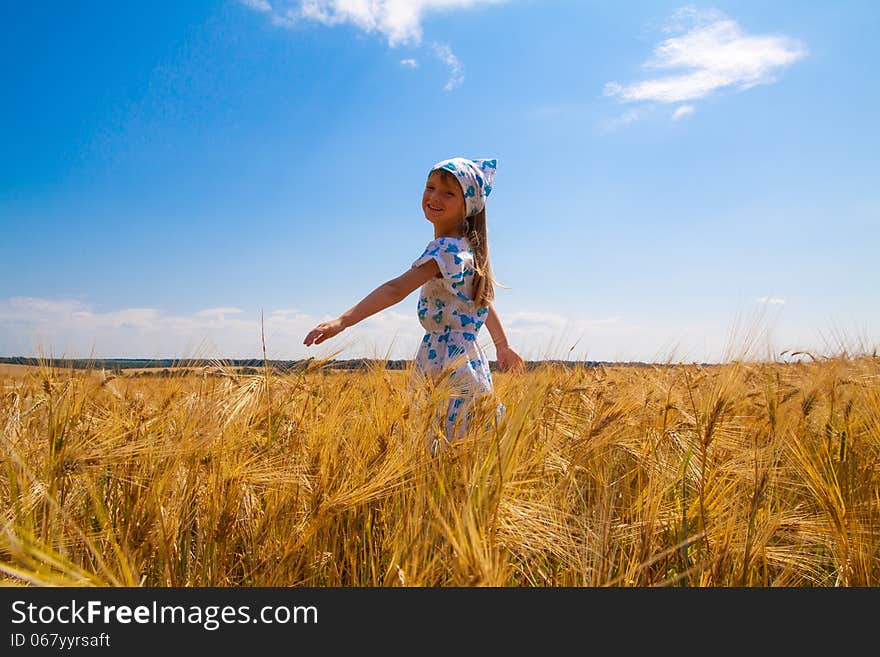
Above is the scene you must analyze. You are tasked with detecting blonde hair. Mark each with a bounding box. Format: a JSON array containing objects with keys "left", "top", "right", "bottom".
[{"left": 434, "top": 168, "right": 504, "bottom": 308}]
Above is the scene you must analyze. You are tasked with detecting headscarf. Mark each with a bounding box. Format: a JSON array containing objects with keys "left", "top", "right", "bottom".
[{"left": 429, "top": 157, "right": 497, "bottom": 218}]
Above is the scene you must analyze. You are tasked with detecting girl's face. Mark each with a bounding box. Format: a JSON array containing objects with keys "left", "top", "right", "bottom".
[{"left": 422, "top": 170, "right": 466, "bottom": 230}]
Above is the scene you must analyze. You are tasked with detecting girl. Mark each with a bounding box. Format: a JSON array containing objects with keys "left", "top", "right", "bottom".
[{"left": 303, "top": 157, "right": 525, "bottom": 453}]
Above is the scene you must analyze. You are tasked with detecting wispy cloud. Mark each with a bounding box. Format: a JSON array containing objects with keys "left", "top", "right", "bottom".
[
  {"left": 672, "top": 104, "right": 695, "bottom": 120},
  {"left": 241, "top": 0, "right": 272, "bottom": 12},
  {"left": 196, "top": 307, "right": 244, "bottom": 318},
  {"left": 247, "top": 0, "right": 506, "bottom": 46},
  {"left": 757, "top": 297, "right": 786, "bottom": 305},
  {"left": 430, "top": 42, "right": 463, "bottom": 91},
  {"left": 240, "top": 1, "right": 504, "bottom": 89},
  {"left": 604, "top": 6, "right": 806, "bottom": 120}
]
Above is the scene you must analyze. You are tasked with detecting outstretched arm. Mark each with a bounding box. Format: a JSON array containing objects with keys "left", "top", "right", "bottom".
[
  {"left": 485, "top": 303, "right": 526, "bottom": 373},
  {"left": 303, "top": 259, "right": 440, "bottom": 347}
]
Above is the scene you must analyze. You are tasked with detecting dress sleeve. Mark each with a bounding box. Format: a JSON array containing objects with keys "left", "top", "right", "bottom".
[{"left": 412, "top": 238, "right": 472, "bottom": 288}]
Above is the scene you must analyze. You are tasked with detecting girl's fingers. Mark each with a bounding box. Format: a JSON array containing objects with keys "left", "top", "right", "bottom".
[{"left": 304, "top": 326, "right": 324, "bottom": 345}]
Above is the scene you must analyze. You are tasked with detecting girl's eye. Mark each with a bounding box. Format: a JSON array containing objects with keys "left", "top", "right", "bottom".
[{"left": 446, "top": 192, "right": 454, "bottom": 196}]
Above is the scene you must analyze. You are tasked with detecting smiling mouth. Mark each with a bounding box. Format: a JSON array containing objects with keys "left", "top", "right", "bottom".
[{"left": 427, "top": 205, "right": 443, "bottom": 212}]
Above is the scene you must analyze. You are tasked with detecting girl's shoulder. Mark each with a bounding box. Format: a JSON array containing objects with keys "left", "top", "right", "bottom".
[{"left": 430, "top": 236, "right": 472, "bottom": 250}]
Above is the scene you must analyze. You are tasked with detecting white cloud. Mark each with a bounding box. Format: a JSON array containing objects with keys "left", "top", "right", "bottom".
[
  {"left": 0, "top": 297, "right": 463, "bottom": 360},
  {"left": 605, "top": 6, "right": 806, "bottom": 108},
  {"left": 0, "top": 297, "right": 316, "bottom": 359},
  {"left": 0, "top": 297, "right": 628, "bottom": 362},
  {"left": 240, "top": 1, "right": 504, "bottom": 90},
  {"left": 672, "top": 104, "right": 695, "bottom": 120},
  {"left": 197, "top": 307, "right": 244, "bottom": 317},
  {"left": 661, "top": 5, "right": 727, "bottom": 35},
  {"left": 241, "top": 0, "right": 506, "bottom": 47},
  {"left": 241, "top": 0, "right": 272, "bottom": 11},
  {"left": 431, "top": 42, "right": 463, "bottom": 91},
  {"left": 3, "top": 296, "right": 861, "bottom": 364}
]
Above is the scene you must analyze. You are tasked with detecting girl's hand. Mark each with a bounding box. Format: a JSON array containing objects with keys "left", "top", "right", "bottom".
[
  {"left": 304, "top": 318, "right": 346, "bottom": 346},
  {"left": 496, "top": 345, "right": 526, "bottom": 374}
]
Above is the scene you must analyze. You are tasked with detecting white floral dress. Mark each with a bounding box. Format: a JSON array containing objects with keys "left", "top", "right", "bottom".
[{"left": 409, "top": 236, "right": 505, "bottom": 452}]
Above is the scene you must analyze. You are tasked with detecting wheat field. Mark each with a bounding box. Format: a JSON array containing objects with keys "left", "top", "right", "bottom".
[{"left": 1, "top": 352, "right": 878, "bottom": 587}]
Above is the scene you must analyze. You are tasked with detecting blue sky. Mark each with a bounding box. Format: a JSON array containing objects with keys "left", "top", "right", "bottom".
[{"left": 1, "top": 1, "right": 878, "bottom": 363}]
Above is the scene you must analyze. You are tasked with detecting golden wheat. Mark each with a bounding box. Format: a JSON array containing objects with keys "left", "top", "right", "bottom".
[{"left": 1, "top": 354, "right": 878, "bottom": 586}]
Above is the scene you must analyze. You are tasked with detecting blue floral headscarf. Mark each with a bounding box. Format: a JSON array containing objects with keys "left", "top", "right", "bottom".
[{"left": 429, "top": 157, "right": 497, "bottom": 218}]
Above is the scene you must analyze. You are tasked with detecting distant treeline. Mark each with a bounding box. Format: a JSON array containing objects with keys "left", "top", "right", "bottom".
[{"left": 0, "top": 356, "right": 652, "bottom": 374}]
